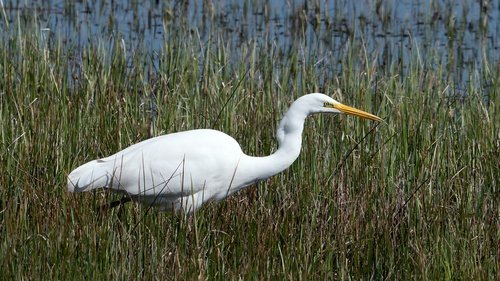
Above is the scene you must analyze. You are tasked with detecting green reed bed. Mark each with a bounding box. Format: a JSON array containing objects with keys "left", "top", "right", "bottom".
[{"left": 0, "top": 20, "right": 498, "bottom": 280}]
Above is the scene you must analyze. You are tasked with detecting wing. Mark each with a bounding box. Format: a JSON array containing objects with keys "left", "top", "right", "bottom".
[{"left": 91, "top": 129, "right": 244, "bottom": 199}]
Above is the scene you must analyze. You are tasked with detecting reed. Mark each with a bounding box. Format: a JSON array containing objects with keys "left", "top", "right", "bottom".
[{"left": 0, "top": 10, "right": 498, "bottom": 280}]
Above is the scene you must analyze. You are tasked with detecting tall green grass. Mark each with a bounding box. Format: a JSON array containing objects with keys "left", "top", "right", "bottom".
[{"left": 0, "top": 17, "right": 498, "bottom": 280}]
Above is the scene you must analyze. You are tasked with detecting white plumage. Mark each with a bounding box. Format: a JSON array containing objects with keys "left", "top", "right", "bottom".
[{"left": 67, "top": 93, "right": 381, "bottom": 212}]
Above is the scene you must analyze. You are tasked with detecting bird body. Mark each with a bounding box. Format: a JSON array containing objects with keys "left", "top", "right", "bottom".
[
  {"left": 69, "top": 129, "right": 250, "bottom": 211},
  {"left": 68, "top": 93, "right": 381, "bottom": 212}
]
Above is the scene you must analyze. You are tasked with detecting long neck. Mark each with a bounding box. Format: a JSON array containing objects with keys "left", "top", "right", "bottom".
[{"left": 240, "top": 103, "right": 308, "bottom": 183}]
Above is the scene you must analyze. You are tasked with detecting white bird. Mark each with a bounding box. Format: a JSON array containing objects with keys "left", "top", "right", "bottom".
[{"left": 67, "top": 93, "right": 381, "bottom": 213}]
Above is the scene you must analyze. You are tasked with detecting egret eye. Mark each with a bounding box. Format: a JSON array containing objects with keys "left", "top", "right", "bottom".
[{"left": 324, "top": 102, "right": 334, "bottom": 108}]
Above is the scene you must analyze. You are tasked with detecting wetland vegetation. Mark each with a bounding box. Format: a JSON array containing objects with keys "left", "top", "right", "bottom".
[{"left": 0, "top": 0, "right": 498, "bottom": 279}]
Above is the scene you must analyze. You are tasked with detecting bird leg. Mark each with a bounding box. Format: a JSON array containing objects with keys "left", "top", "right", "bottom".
[{"left": 97, "top": 196, "right": 132, "bottom": 214}]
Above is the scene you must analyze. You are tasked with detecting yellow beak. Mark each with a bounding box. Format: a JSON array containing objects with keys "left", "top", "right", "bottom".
[{"left": 333, "top": 103, "right": 382, "bottom": 122}]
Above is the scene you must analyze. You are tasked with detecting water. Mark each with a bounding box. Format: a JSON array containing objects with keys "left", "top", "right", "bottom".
[{"left": 2, "top": 0, "right": 499, "bottom": 89}]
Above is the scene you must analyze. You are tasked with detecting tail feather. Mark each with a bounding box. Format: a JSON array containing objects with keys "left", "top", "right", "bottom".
[{"left": 67, "top": 160, "right": 111, "bottom": 192}]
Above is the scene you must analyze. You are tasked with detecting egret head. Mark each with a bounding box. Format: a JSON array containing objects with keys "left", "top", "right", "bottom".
[{"left": 300, "top": 93, "right": 382, "bottom": 121}]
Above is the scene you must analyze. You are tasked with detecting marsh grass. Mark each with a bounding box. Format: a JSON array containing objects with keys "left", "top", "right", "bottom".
[{"left": 0, "top": 15, "right": 499, "bottom": 280}]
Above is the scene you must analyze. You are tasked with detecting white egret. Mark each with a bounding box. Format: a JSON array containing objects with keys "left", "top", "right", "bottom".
[{"left": 67, "top": 93, "right": 381, "bottom": 213}]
